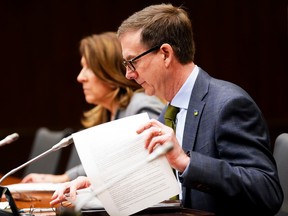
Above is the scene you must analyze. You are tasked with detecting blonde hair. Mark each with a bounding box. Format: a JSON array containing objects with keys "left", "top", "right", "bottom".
[{"left": 79, "top": 32, "right": 142, "bottom": 127}]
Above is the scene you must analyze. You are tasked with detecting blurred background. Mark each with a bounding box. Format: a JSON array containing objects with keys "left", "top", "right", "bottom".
[{"left": 0, "top": 0, "right": 287, "bottom": 177}]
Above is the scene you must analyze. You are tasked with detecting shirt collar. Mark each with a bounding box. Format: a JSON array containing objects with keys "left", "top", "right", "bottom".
[{"left": 171, "top": 65, "right": 199, "bottom": 109}]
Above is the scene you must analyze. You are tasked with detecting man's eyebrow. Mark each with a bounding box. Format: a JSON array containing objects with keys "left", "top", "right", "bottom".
[{"left": 123, "top": 54, "right": 134, "bottom": 61}]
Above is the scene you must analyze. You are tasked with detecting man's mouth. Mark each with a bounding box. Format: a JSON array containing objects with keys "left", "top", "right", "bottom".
[{"left": 136, "top": 80, "right": 145, "bottom": 86}]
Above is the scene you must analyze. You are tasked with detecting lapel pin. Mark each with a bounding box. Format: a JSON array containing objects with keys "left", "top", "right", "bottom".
[{"left": 194, "top": 110, "right": 198, "bottom": 116}]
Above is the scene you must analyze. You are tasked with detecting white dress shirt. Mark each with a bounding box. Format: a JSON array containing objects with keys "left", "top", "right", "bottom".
[{"left": 169, "top": 65, "right": 199, "bottom": 200}]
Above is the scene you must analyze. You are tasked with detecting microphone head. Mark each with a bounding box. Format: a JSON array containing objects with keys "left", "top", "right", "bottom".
[{"left": 7, "top": 133, "right": 20, "bottom": 143}]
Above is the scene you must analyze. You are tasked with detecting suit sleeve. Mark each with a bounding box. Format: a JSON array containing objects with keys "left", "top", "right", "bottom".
[{"left": 180, "top": 94, "right": 283, "bottom": 213}]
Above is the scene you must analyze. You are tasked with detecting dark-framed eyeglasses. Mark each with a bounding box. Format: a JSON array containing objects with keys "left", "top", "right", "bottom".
[{"left": 122, "top": 45, "right": 161, "bottom": 71}]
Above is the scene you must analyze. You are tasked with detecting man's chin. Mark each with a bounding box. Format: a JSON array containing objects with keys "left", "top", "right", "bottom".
[{"left": 144, "top": 89, "right": 155, "bottom": 96}]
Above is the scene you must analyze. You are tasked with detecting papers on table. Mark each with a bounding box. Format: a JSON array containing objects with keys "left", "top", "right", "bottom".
[
  {"left": 0, "top": 202, "right": 9, "bottom": 210},
  {"left": 5, "top": 182, "right": 60, "bottom": 192},
  {"left": 72, "top": 113, "right": 180, "bottom": 216},
  {"left": 66, "top": 187, "right": 104, "bottom": 209}
]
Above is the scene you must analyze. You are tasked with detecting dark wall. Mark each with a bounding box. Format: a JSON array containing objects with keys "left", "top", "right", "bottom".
[{"left": 0, "top": 0, "right": 287, "bottom": 177}]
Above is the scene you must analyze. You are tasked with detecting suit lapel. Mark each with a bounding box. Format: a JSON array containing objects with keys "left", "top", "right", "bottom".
[{"left": 182, "top": 69, "right": 210, "bottom": 153}]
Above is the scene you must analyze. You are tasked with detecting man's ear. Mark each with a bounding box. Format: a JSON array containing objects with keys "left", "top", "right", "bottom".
[{"left": 160, "top": 43, "right": 173, "bottom": 65}]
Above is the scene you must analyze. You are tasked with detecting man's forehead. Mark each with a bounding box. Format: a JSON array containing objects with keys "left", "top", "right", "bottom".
[
  {"left": 120, "top": 31, "right": 143, "bottom": 58},
  {"left": 119, "top": 30, "right": 141, "bottom": 45}
]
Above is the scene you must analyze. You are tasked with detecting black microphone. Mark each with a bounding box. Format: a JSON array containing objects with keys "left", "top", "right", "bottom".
[
  {"left": 0, "top": 133, "right": 19, "bottom": 147},
  {"left": 0, "top": 135, "right": 74, "bottom": 184}
]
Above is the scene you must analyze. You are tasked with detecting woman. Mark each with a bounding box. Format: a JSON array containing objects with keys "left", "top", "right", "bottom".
[{"left": 21, "top": 32, "right": 164, "bottom": 183}]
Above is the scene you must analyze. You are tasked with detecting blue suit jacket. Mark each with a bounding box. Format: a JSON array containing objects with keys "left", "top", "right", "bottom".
[{"left": 159, "top": 68, "right": 283, "bottom": 215}]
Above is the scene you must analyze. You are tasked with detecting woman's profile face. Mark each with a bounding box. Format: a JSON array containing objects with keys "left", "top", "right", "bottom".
[{"left": 77, "top": 57, "right": 114, "bottom": 106}]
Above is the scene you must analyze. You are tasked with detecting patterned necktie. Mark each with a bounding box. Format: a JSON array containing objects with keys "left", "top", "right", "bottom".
[
  {"left": 164, "top": 104, "right": 179, "bottom": 130},
  {"left": 164, "top": 104, "right": 180, "bottom": 200}
]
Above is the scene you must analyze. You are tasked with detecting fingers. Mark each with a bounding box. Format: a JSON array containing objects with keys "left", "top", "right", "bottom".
[
  {"left": 136, "top": 120, "right": 154, "bottom": 134},
  {"left": 136, "top": 119, "right": 175, "bottom": 153},
  {"left": 21, "top": 173, "right": 45, "bottom": 183},
  {"left": 67, "top": 182, "right": 78, "bottom": 201},
  {"left": 50, "top": 182, "right": 71, "bottom": 206},
  {"left": 50, "top": 176, "right": 91, "bottom": 206},
  {"left": 21, "top": 175, "right": 32, "bottom": 183},
  {"left": 136, "top": 119, "right": 164, "bottom": 135},
  {"left": 50, "top": 193, "right": 65, "bottom": 206}
]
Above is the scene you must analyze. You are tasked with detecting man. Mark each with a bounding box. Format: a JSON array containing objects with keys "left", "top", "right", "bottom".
[
  {"left": 50, "top": 4, "right": 283, "bottom": 215},
  {"left": 117, "top": 3, "right": 283, "bottom": 216}
]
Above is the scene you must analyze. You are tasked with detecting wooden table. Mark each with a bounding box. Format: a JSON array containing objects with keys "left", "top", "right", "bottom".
[
  {"left": 1, "top": 175, "right": 214, "bottom": 216},
  {"left": 1, "top": 175, "right": 56, "bottom": 215}
]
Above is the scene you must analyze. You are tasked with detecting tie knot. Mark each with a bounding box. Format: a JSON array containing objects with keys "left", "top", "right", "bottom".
[
  {"left": 164, "top": 104, "right": 179, "bottom": 130},
  {"left": 165, "top": 104, "right": 179, "bottom": 120}
]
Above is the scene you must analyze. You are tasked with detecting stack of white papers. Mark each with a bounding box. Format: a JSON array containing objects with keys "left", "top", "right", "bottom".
[
  {"left": 72, "top": 113, "right": 180, "bottom": 216},
  {"left": 0, "top": 202, "right": 9, "bottom": 210},
  {"left": 5, "top": 182, "right": 60, "bottom": 192}
]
